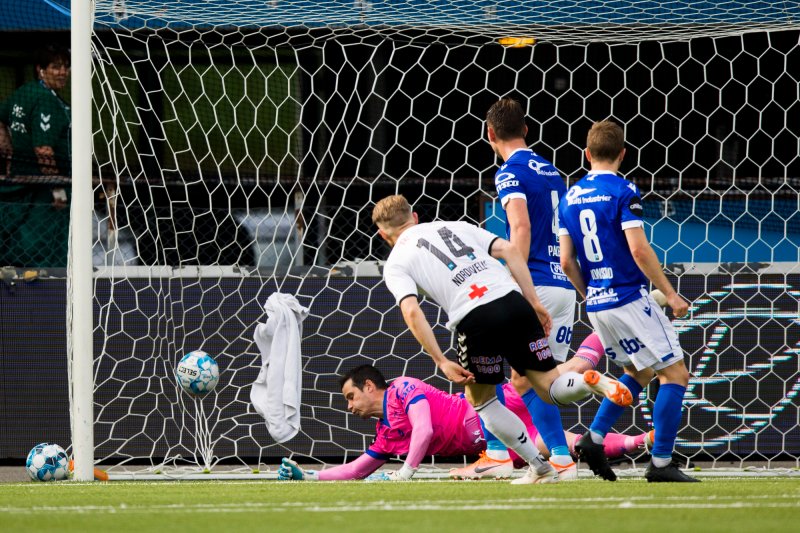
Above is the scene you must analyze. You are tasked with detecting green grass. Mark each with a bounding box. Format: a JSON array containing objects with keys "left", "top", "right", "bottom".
[{"left": 0, "top": 479, "right": 798, "bottom": 532}]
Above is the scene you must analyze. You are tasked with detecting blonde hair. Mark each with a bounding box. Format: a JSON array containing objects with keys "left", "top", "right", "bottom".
[
  {"left": 587, "top": 120, "right": 625, "bottom": 162},
  {"left": 372, "top": 194, "right": 413, "bottom": 230}
]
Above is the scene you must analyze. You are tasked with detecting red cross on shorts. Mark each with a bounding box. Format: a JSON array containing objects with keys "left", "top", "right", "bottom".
[{"left": 468, "top": 284, "right": 488, "bottom": 299}]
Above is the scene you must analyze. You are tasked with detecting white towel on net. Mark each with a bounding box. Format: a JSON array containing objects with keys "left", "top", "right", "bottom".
[{"left": 250, "top": 292, "right": 309, "bottom": 444}]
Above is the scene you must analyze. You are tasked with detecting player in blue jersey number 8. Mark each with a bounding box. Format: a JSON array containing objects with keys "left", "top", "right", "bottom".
[{"left": 558, "top": 120, "right": 698, "bottom": 483}]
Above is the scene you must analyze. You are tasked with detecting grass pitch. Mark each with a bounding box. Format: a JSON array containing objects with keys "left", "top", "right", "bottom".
[{"left": 0, "top": 478, "right": 797, "bottom": 532}]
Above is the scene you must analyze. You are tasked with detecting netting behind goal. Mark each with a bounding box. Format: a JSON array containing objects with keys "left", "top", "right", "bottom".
[{"left": 62, "top": 1, "right": 800, "bottom": 472}]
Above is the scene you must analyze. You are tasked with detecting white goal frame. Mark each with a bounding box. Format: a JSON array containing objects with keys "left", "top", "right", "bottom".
[{"left": 66, "top": 1, "right": 800, "bottom": 481}]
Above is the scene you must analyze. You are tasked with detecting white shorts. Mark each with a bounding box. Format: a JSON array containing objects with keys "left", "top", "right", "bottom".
[
  {"left": 536, "top": 285, "right": 576, "bottom": 363},
  {"left": 588, "top": 290, "right": 684, "bottom": 371}
]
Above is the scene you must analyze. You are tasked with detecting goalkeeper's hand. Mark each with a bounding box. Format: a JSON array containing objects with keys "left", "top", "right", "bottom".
[
  {"left": 278, "top": 458, "right": 317, "bottom": 481},
  {"left": 365, "top": 465, "right": 416, "bottom": 482}
]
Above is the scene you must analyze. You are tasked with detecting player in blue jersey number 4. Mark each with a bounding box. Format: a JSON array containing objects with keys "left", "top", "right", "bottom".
[
  {"left": 485, "top": 98, "right": 581, "bottom": 478},
  {"left": 558, "top": 120, "right": 698, "bottom": 483}
]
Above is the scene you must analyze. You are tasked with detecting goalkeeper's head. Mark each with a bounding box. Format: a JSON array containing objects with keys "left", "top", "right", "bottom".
[
  {"left": 372, "top": 194, "right": 418, "bottom": 247},
  {"left": 339, "top": 365, "right": 389, "bottom": 419}
]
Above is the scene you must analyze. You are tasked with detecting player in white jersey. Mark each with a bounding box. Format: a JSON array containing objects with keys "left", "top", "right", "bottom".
[
  {"left": 372, "top": 194, "right": 632, "bottom": 484},
  {"left": 558, "top": 120, "right": 698, "bottom": 483}
]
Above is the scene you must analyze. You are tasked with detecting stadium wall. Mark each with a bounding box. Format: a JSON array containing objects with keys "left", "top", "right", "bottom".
[{"left": 1, "top": 273, "right": 797, "bottom": 462}]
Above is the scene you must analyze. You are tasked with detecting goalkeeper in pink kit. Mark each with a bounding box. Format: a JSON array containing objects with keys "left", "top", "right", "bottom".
[{"left": 277, "top": 363, "right": 652, "bottom": 481}]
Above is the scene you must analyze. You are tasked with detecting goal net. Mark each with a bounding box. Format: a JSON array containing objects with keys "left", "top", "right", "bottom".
[{"left": 67, "top": 0, "right": 800, "bottom": 475}]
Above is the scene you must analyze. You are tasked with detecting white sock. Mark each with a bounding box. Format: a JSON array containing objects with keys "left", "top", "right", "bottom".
[
  {"left": 475, "top": 398, "right": 550, "bottom": 475},
  {"left": 652, "top": 456, "right": 672, "bottom": 468},
  {"left": 485, "top": 449, "right": 510, "bottom": 461},
  {"left": 549, "top": 371, "right": 590, "bottom": 405},
  {"left": 550, "top": 454, "right": 574, "bottom": 467}
]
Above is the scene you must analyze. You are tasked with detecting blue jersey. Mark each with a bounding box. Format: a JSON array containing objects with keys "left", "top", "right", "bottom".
[
  {"left": 495, "top": 149, "right": 572, "bottom": 289},
  {"left": 557, "top": 171, "right": 647, "bottom": 312}
]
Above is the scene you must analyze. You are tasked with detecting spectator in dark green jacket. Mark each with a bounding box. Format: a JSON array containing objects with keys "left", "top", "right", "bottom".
[{"left": 0, "top": 45, "right": 71, "bottom": 268}]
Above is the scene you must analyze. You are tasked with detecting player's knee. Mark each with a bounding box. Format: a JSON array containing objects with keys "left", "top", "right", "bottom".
[
  {"left": 625, "top": 365, "right": 654, "bottom": 387},
  {"left": 510, "top": 371, "right": 531, "bottom": 396},
  {"left": 658, "top": 360, "right": 690, "bottom": 386},
  {"left": 466, "top": 384, "right": 498, "bottom": 408}
]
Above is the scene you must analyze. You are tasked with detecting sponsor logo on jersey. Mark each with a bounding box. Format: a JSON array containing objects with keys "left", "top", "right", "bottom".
[
  {"left": 397, "top": 381, "right": 417, "bottom": 400},
  {"left": 549, "top": 262, "right": 568, "bottom": 281},
  {"left": 565, "top": 185, "right": 597, "bottom": 205},
  {"left": 496, "top": 179, "right": 520, "bottom": 192},
  {"left": 586, "top": 286, "right": 620, "bottom": 305},
  {"left": 590, "top": 267, "right": 614, "bottom": 280},
  {"left": 451, "top": 260, "right": 489, "bottom": 286},
  {"left": 495, "top": 171, "right": 516, "bottom": 185},
  {"left": 568, "top": 193, "right": 613, "bottom": 206},
  {"left": 628, "top": 196, "right": 644, "bottom": 217},
  {"left": 528, "top": 158, "right": 561, "bottom": 176},
  {"left": 547, "top": 244, "right": 560, "bottom": 257},
  {"left": 467, "top": 284, "right": 488, "bottom": 299}
]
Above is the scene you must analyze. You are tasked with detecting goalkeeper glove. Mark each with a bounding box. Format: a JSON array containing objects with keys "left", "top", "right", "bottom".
[
  {"left": 365, "top": 465, "right": 416, "bottom": 481},
  {"left": 277, "top": 458, "right": 318, "bottom": 481}
]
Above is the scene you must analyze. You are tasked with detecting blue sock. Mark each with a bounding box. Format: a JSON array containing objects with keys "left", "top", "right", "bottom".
[
  {"left": 589, "top": 374, "right": 643, "bottom": 437},
  {"left": 481, "top": 421, "right": 505, "bottom": 451},
  {"left": 521, "top": 389, "right": 570, "bottom": 457},
  {"left": 651, "top": 383, "right": 686, "bottom": 459}
]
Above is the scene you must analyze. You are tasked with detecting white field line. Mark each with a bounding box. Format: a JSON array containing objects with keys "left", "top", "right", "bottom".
[{"left": 1, "top": 495, "right": 799, "bottom": 514}]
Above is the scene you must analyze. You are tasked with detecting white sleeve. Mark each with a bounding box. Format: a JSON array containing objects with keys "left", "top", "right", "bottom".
[{"left": 383, "top": 258, "right": 418, "bottom": 305}]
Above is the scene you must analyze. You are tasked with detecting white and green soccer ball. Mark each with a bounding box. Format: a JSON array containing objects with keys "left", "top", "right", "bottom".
[
  {"left": 176, "top": 350, "right": 220, "bottom": 395},
  {"left": 26, "top": 443, "right": 69, "bottom": 482}
]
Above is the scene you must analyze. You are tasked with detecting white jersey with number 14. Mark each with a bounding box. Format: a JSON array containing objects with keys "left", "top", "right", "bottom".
[{"left": 382, "top": 221, "right": 521, "bottom": 330}]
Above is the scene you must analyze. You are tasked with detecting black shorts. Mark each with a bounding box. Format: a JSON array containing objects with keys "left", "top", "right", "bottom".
[{"left": 455, "top": 291, "right": 557, "bottom": 384}]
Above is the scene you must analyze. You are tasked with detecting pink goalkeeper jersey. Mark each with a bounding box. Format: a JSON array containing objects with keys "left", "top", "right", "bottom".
[{"left": 366, "top": 377, "right": 482, "bottom": 459}]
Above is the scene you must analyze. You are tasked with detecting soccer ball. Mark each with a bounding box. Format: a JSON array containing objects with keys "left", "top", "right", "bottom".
[
  {"left": 176, "top": 350, "right": 220, "bottom": 395},
  {"left": 26, "top": 443, "right": 69, "bottom": 481}
]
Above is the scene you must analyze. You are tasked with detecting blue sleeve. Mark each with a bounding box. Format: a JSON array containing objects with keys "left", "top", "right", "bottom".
[{"left": 495, "top": 165, "right": 525, "bottom": 204}]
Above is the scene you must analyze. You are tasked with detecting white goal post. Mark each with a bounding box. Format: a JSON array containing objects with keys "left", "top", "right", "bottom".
[
  {"left": 69, "top": 0, "right": 96, "bottom": 483},
  {"left": 63, "top": 1, "right": 800, "bottom": 479}
]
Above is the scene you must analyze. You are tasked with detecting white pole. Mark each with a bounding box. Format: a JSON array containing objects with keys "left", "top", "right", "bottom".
[{"left": 70, "top": 0, "right": 95, "bottom": 482}]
